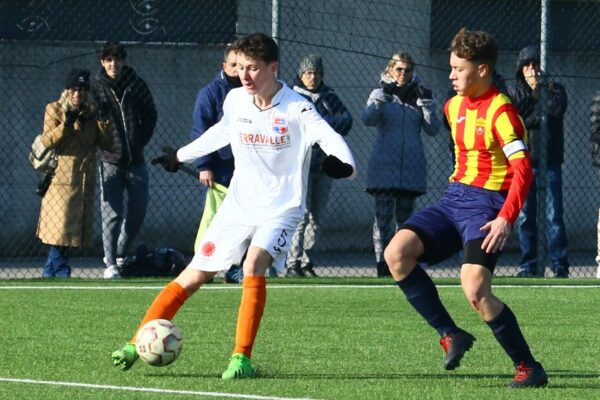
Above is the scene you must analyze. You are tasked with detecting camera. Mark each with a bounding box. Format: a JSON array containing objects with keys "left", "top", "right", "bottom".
[{"left": 36, "top": 171, "right": 54, "bottom": 197}]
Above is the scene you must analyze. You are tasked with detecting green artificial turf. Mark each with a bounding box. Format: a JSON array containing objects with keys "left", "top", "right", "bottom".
[{"left": 1, "top": 279, "right": 599, "bottom": 399}]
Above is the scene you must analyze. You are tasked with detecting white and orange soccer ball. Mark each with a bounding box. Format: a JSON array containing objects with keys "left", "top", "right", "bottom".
[{"left": 135, "top": 319, "right": 183, "bottom": 366}]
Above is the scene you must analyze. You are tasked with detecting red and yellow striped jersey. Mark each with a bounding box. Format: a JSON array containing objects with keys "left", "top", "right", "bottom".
[{"left": 444, "top": 86, "right": 528, "bottom": 192}]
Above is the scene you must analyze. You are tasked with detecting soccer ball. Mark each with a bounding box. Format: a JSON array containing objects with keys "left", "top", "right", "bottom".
[{"left": 135, "top": 319, "right": 183, "bottom": 366}]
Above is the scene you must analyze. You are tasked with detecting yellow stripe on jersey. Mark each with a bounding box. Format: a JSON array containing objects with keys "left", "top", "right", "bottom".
[{"left": 445, "top": 87, "right": 527, "bottom": 191}]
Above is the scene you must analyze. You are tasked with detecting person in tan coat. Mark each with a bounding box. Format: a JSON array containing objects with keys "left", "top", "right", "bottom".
[{"left": 37, "top": 69, "right": 113, "bottom": 277}]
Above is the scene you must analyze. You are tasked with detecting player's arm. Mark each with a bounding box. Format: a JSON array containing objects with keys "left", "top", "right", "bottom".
[
  {"left": 302, "top": 103, "right": 356, "bottom": 179},
  {"left": 177, "top": 119, "right": 231, "bottom": 163},
  {"left": 481, "top": 105, "right": 533, "bottom": 253}
]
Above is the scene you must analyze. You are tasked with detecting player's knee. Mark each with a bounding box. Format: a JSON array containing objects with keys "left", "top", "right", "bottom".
[
  {"left": 242, "top": 249, "right": 272, "bottom": 276},
  {"left": 384, "top": 237, "right": 417, "bottom": 276}
]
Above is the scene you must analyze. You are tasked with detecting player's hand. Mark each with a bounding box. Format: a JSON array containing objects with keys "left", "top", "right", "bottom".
[
  {"left": 151, "top": 146, "right": 180, "bottom": 172},
  {"left": 199, "top": 170, "right": 214, "bottom": 187},
  {"left": 320, "top": 155, "right": 353, "bottom": 179},
  {"left": 480, "top": 216, "right": 511, "bottom": 253}
]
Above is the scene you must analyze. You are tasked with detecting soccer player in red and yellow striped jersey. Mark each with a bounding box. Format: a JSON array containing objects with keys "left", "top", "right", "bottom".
[{"left": 383, "top": 28, "right": 548, "bottom": 388}]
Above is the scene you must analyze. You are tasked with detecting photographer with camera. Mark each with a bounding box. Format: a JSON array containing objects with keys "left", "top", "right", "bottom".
[
  {"left": 362, "top": 51, "right": 440, "bottom": 277},
  {"left": 36, "top": 69, "right": 112, "bottom": 278}
]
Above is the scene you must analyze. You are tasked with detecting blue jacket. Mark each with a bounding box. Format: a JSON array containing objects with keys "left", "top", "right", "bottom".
[
  {"left": 362, "top": 74, "right": 440, "bottom": 194},
  {"left": 292, "top": 77, "right": 353, "bottom": 172},
  {"left": 190, "top": 71, "right": 236, "bottom": 186}
]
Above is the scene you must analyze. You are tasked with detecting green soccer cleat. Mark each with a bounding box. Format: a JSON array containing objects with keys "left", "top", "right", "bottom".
[
  {"left": 221, "top": 353, "right": 254, "bottom": 379},
  {"left": 111, "top": 343, "right": 139, "bottom": 371}
]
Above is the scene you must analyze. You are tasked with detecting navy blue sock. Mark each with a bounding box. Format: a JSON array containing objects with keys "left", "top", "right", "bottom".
[
  {"left": 396, "top": 264, "right": 458, "bottom": 337},
  {"left": 486, "top": 304, "right": 536, "bottom": 366}
]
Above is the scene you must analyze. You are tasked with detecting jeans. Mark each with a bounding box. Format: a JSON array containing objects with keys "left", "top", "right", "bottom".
[
  {"left": 517, "top": 164, "right": 569, "bottom": 274},
  {"left": 372, "top": 191, "right": 416, "bottom": 263},
  {"left": 100, "top": 162, "right": 149, "bottom": 266},
  {"left": 43, "top": 246, "right": 71, "bottom": 278},
  {"left": 287, "top": 172, "right": 332, "bottom": 268}
]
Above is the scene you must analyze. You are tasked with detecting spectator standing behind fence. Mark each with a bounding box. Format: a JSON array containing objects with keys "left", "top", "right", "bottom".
[
  {"left": 285, "top": 55, "right": 353, "bottom": 277},
  {"left": 91, "top": 41, "right": 157, "bottom": 279},
  {"left": 190, "top": 45, "right": 244, "bottom": 283},
  {"left": 509, "top": 45, "right": 569, "bottom": 278},
  {"left": 589, "top": 90, "right": 600, "bottom": 279},
  {"left": 362, "top": 52, "right": 440, "bottom": 277},
  {"left": 37, "top": 69, "right": 113, "bottom": 278}
]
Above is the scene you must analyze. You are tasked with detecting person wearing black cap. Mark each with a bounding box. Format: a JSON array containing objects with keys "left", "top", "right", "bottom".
[
  {"left": 509, "top": 45, "right": 570, "bottom": 278},
  {"left": 285, "top": 54, "right": 353, "bottom": 277},
  {"left": 37, "top": 69, "right": 113, "bottom": 278},
  {"left": 90, "top": 41, "right": 157, "bottom": 279}
]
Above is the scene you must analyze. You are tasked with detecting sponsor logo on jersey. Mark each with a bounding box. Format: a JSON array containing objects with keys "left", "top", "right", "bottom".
[
  {"left": 237, "top": 117, "right": 253, "bottom": 124},
  {"left": 239, "top": 132, "right": 289, "bottom": 146},
  {"left": 475, "top": 117, "right": 486, "bottom": 135},
  {"left": 201, "top": 241, "right": 216, "bottom": 257},
  {"left": 272, "top": 117, "right": 288, "bottom": 134}
]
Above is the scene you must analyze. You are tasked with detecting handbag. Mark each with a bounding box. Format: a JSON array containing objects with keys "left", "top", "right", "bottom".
[
  {"left": 28, "top": 134, "right": 58, "bottom": 173},
  {"left": 28, "top": 134, "right": 60, "bottom": 197}
]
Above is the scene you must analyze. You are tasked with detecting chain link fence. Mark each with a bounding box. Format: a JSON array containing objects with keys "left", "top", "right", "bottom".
[{"left": 1, "top": 0, "right": 599, "bottom": 279}]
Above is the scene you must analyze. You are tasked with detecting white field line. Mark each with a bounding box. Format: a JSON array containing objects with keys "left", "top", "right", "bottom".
[
  {"left": 0, "top": 377, "right": 316, "bottom": 400},
  {"left": 0, "top": 284, "right": 599, "bottom": 290}
]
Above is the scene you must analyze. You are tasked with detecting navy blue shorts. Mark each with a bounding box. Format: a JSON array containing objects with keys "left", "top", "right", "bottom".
[{"left": 401, "top": 182, "right": 506, "bottom": 267}]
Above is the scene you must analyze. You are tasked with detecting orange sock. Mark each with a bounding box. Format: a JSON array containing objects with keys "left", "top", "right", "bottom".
[
  {"left": 130, "top": 281, "right": 189, "bottom": 343},
  {"left": 233, "top": 276, "right": 267, "bottom": 358}
]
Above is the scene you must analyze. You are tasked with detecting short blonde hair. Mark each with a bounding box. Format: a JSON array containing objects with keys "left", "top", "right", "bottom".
[{"left": 385, "top": 52, "right": 414, "bottom": 75}]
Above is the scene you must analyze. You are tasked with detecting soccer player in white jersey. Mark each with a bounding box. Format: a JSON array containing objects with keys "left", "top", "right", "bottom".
[{"left": 111, "top": 33, "right": 356, "bottom": 379}]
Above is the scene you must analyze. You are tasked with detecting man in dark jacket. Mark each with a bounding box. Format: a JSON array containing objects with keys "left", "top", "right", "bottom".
[
  {"left": 509, "top": 45, "right": 569, "bottom": 278},
  {"left": 285, "top": 54, "right": 353, "bottom": 277},
  {"left": 590, "top": 90, "right": 600, "bottom": 279},
  {"left": 190, "top": 45, "right": 243, "bottom": 283},
  {"left": 91, "top": 41, "right": 157, "bottom": 279}
]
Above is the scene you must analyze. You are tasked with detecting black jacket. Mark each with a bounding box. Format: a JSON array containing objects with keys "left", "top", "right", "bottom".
[
  {"left": 91, "top": 66, "right": 157, "bottom": 165},
  {"left": 508, "top": 48, "right": 568, "bottom": 166}
]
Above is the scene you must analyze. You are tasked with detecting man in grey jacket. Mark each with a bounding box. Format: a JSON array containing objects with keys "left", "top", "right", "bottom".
[
  {"left": 91, "top": 41, "right": 157, "bottom": 279},
  {"left": 362, "top": 52, "right": 440, "bottom": 277}
]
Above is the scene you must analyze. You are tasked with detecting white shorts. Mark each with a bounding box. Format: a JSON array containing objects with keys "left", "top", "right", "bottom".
[{"left": 187, "top": 210, "right": 297, "bottom": 273}]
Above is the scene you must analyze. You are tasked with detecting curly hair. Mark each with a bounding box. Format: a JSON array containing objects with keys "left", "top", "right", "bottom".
[{"left": 450, "top": 27, "right": 497, "bottom": 69}]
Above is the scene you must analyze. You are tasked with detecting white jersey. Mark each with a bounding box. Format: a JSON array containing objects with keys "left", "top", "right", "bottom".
[{"left": 178, "top": 82, "right": 356, "bottom": 226}]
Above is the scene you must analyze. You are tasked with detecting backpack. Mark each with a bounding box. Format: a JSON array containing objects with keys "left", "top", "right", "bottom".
[
  {"left": 120, "top": 243, "right": 187, "bottom": 278},
  {"left": 28, "top": 134, "right": 58, "bottom": 173}
]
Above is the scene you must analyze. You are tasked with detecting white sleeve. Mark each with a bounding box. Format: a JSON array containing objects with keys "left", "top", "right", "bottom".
[
  {"left": 302, "top": 104, "right": 357, "bottom": 179},
  {"left": 177, "top": 120, "right": 231, "bottom": 163},
  {"left": 177, "top": 97, "right": 232, "bottom": 163}
]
